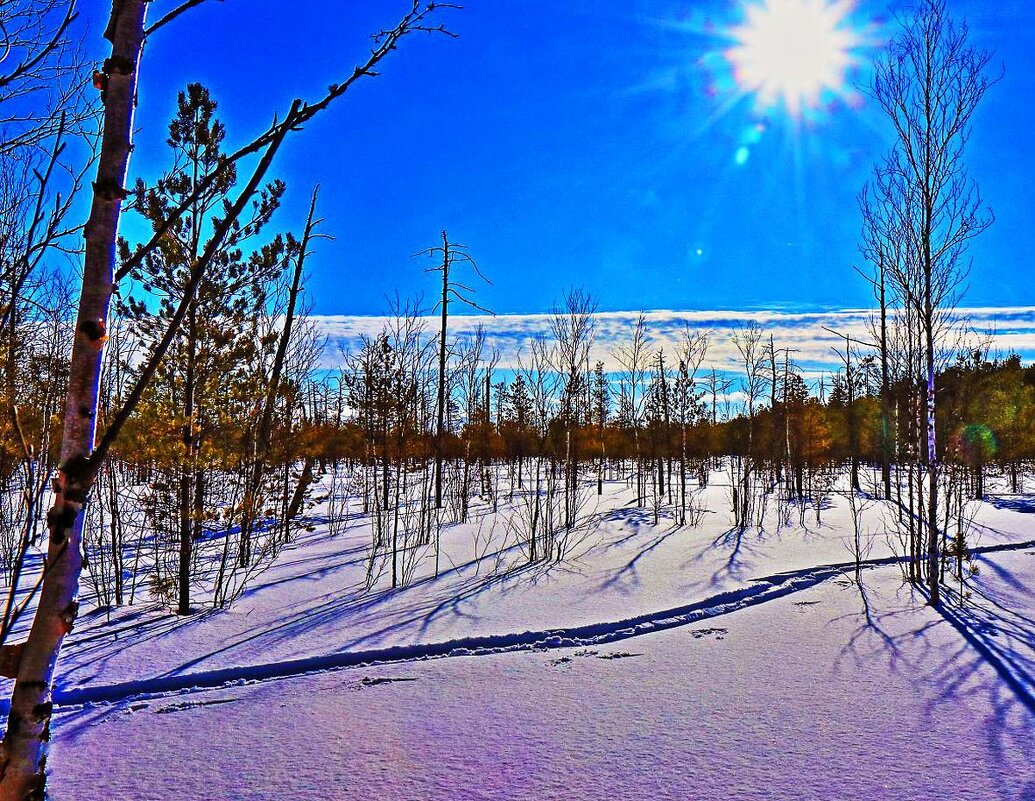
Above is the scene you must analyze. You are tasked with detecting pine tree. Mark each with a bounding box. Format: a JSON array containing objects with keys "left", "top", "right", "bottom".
[{"left": 120, "top": 83, "right": 286, "bottom": 611}]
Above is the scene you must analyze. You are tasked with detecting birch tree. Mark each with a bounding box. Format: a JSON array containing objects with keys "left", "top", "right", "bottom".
[{"left": 870, "top": 0, "right": 995, "bottom": 605}]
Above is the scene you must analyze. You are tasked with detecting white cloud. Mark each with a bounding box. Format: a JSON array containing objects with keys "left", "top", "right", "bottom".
[{"left": 310, "top": 306, "right": 1035, "bottom": 376}]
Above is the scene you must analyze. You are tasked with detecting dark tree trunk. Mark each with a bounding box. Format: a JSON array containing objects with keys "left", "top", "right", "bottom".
[{"left": 287, "top": 456, "right": 316, "bottom": 521}]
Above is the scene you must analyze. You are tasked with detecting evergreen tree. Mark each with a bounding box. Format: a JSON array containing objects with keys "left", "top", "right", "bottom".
[{"left": 120, "top": 83, "right": 286, "bottom": 612}]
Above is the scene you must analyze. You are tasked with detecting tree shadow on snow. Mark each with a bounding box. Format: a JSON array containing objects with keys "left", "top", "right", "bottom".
[
  {"left": 705, "top": 525, "right": 771, "bottom": 586},
  {"left": 986, "top": 495, "right": 1035, "bottom": 515},
  {"left": 835, "top": 571, "right": 1035, "bottom": 801},
  {"left": 595, "top": 523, "right": 683, "bottom": 595}
]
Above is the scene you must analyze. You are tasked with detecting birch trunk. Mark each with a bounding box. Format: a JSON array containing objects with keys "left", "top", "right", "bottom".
[
  {"left": 0, "top": 3, "right": 147, "bottom": 796},
  {"left": 925, "top": 318, "right": 940, "bottom": 605}
]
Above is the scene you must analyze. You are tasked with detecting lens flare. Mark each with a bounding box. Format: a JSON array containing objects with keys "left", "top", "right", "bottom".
[
  {"left": 958, "top": 424, "right": 999, "bottom": 462},
  {"left": 727, "top": 0, "right": 859, "bottom": 117}
]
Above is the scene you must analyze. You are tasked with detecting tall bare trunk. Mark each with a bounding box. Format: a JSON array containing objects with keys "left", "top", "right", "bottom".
[
  {"left": 0, "top": 3, "right": 147, "bottom": 795},
  {"left": 178, "top": 304, "right": 197, "bottom": 614},
  {"left": 240, "top": 188, "right": 318, "bottom": 565},
  {"left": 287, "top": 456, "right": 316, "bottom": 521},
  {"left": 879, "top": 258, "right": 892, "bottom": 500},
  {"left": 434, "top": 233, "right": 449, "bottom": 509},
  {"left": 925, "top": 318, "right": 939, "bottom": 605}
]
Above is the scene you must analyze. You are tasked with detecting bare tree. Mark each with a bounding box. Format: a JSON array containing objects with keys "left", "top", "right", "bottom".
[
  {"left": 858, "top": 186, "right": 902, "bottom": 501},
  {"left": 612, "top": 313, "right": 648, "bottom": 504},
  {"left": 0, "top": 0, "right": 90, "bottom": 157},
  {"left": 417, "top": 231, "right": 490, "bottom": 510},
  {"left": 732, "top": 322, "right": 765, "bottom": 528},
  {"left": 870, "top": 0, "right": 995, "bottom": 605},
  {"left": 239, "top": 187, "right": 326, "bottom": 573},
  {"left": 550, "top": 288, "right": 596, "bottom": 530},
  {"left": 674, "top": 326, "right": 708, "bottom": 524}
]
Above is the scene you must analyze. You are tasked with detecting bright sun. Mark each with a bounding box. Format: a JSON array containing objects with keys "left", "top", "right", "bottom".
[{"left": 727, "top": 0, "right": 857, "bottom": 117}]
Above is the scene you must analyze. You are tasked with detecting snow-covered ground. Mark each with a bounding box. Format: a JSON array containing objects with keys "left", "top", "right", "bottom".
[{"left": 6, "top": 470, "right": 1035, "bottom": 799}]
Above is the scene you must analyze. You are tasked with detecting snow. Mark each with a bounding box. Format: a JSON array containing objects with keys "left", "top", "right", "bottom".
[
  {"left": 3, "top": 467, "right": 1034, "bottom": 798},
  {"left": 49, "top": 565, "right": 1035, "bottom": 800}
]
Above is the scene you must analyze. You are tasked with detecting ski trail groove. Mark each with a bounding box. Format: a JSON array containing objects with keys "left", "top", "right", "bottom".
[{"left": 49, "top": 538, "right": 1035, "bottom": 709}]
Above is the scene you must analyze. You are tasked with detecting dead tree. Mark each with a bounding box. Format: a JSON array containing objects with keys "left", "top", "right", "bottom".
[
  {"left": 418, "top": 231, "right": 490, "bottom": 510},
  {"left": 733, "top": 323, "right": 766, "bottom": 528},
  {"left": 239, "top": 187, "right": 325, "bottom": 568}
]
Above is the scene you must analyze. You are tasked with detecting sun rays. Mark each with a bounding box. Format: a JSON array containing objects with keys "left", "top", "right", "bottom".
[{"left": 727, "top": 0, "right": 860, "bottom": 117}]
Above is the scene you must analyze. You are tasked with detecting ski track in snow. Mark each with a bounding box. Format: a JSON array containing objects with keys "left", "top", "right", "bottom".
[{"left": 45, "top": 537, "right": 1035, "bottom": 711}]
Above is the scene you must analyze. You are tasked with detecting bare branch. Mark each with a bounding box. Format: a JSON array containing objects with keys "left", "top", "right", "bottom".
[{"left": 144, "top": 0, "right": 222, "bottom": 37}]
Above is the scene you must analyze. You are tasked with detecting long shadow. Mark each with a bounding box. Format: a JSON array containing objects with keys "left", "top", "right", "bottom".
[
  {"left": 987, "top": 495, "right": 1035, "bottom": 515},
  {"left": 974, "top": 554, "right": 1033, "bottom": 599},
  {"left": 412, "top": 559, "right": 556, "bottom": 640},
  {"left": 841, "top": 578, "right": 909, "bottom": 663},
  {"left": 143, "top": 534, "right": 539, "bottom": 678},
  {"left": 55, "top": 607, "right": 221, "bottom": 688},
  {"left": 932, "top": 553, "right": 1035, "bottom": 717},
  {"left": 931, "top": 588, "right": 1035, "bottom": 715},
  {"left": 835, "top": 565, "right": 1035, "bottom": 801},
  {"left": 55, "top": 543, "right": 370, "bottom": 687},
  {"left": 44, "top": 535, "right": 1035, "bottom": 798},
  {"left": 707, "top": 525, "right": 772, "bottom": 586},
  {"left": 712, "top": 526, "right": 748, "bottom": 577},
  {"left": 55, "top": 520, "right": 1035, "bottom": 692},
  {"left": 597, "top": 523, "right": 682, "bottom": 594},
  {"left": 924, "top": 581, "right": 1035, "bottom": 801},
  {"left": 37, "top": 507, "right": 1035, "bottom": 764},
  {"left": 235, "top": 543, "right": 369, "bottom": 598},
  {"left": 592, "top": 507, "right": 659, "bottom": 551},
  {"left": 45, "top": 555, "right": 923, "bottom": 711}
]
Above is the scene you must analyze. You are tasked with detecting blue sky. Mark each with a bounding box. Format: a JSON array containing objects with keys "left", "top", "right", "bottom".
[{"left": 80, "top": 0, "right": 1035, "bottom": 317}]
